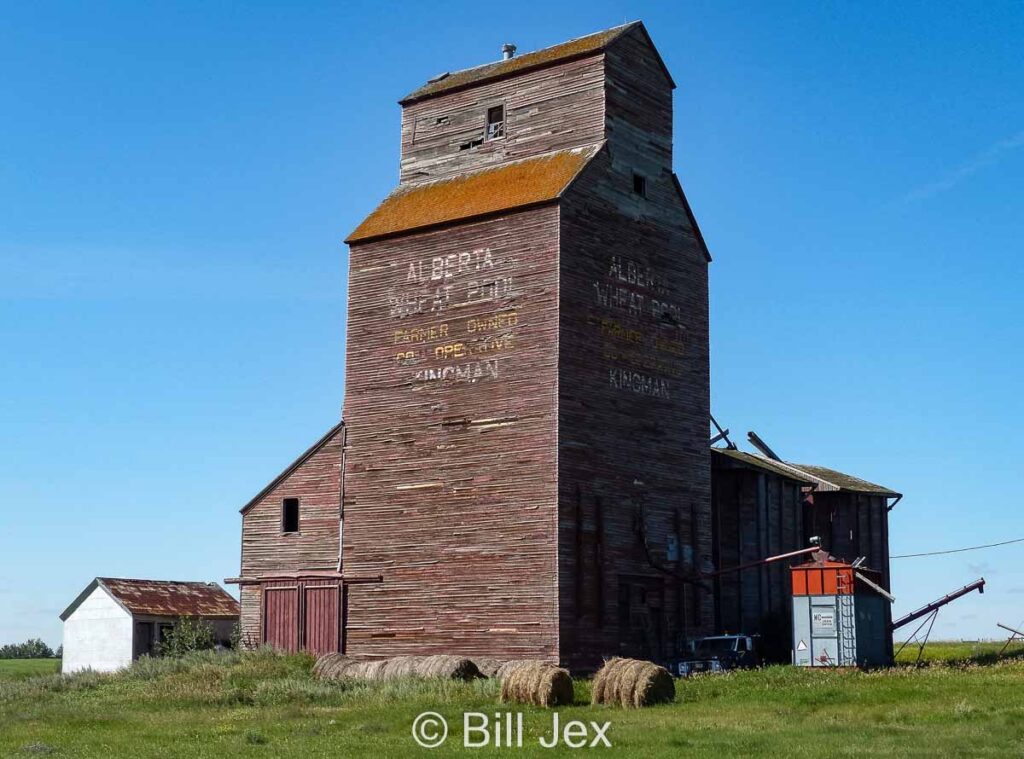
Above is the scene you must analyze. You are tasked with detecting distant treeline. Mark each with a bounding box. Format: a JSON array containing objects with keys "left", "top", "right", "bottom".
[{"left": 0, "top": 639, "right": 60, "bottom": 659}]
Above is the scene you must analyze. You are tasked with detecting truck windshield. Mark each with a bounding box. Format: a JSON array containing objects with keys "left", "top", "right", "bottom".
[{"left": 694, "top": 638, "right": 737, "bottom": 656}]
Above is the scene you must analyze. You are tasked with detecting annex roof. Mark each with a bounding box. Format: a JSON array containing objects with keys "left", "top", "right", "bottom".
[
  {"left": 346, "top": 144, "right": 601, "bottom": 244},
  {"left": 711, "top": 448, "right": 900, "bottom": 498},
  {"left": 712, "top": 447, "right": 814, "bottom": 484},
  {"left": 785, "top": 462, "right": 900, "bottom": 498},
  {"left": 400, "top": 22, "right": 672, "bottom": 105},
  {"left": 60, "top": 578, "right": 239, "bottom": 621}
]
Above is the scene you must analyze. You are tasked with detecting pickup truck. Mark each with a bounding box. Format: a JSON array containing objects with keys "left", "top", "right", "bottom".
[{"left": 675, "top": 634, "right": 760, "bottom": 677}]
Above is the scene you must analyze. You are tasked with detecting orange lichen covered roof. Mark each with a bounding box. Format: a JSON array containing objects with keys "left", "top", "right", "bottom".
[
  {"left": 346, "top": 145, "right": 601, "bottom": 244},
  {"left": 400, "top": 23, "right": 637, "bottom": 104}
]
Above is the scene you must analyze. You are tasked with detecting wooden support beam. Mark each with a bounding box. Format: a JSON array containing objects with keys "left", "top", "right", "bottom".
[{"left": 747, "top": 430, "right": 780, "bottom": 461}]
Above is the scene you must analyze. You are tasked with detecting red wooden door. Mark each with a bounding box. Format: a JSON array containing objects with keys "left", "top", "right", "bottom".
[
  {"left": 303, "top": 584, "right": 340, "bottom": 655},
  {"left": 263, "top": 586, "right": 299, "bottom": 651}
]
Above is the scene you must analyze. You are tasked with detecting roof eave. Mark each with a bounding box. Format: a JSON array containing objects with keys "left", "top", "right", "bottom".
[
  {"left": 346, "top": 197, "right": 563, "bottom": 246},
  {"left": 712, "top": 447, "right": 814, "bottom": 484},
  {"left": 616, "top": 20, "right": 676, "bottom": 90},
  {"left": 671, "top": 174, "right": 712, "bottom": 262},
  {"left": 240, "top": 421, "right": 345, "bottom": 515},
  {"left": 345, "top": 142, "right": 605, "bottom": 245},
  {"left": 399, "top": 47, "right": 609, "bottom": 106},
  {"left": 60, "top": 578, "right": 132, "bottom": 621},
  {"left": 398, "top": 21, "right": 645, "bottom": 106}
]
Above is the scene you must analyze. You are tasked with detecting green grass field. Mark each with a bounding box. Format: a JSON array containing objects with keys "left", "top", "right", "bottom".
[
  {"left": 0, "top": 658, "right": 60, "bottom": 680},
  {"left": 3, "top": 646, "right": 1024, "bottom": 757},
  {"left": 893, "top": 639, "right": 1024, "bottom": 665}
]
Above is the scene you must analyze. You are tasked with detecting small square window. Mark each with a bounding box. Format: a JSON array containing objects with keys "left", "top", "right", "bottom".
[
  {"left": 632, "top": 173, "right": 647, "bottom": 197},
  {"left": 282, "top": 498, "right": 299, "bottom": 533},
  {"left": 486, "top": 105, "right": 505, "bottom": 140}
]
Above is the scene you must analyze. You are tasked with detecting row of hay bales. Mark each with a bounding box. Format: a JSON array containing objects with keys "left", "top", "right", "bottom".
[
  {"left": 312, "top": 653, "right": 480, "bottom": 682},
  {"left": 314, "top": 653, "right": 674, "bottom": 708}
]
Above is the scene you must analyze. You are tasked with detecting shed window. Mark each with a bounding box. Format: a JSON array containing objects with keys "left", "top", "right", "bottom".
[
  {"left": 632, "top": 172, "right": 647, "bottom": 197},
  {"left": 486, "top": 105, "right": 505, "bottom": 140},
  {"left": 282, "top": 498, "right": 300, "bottom": 533}
]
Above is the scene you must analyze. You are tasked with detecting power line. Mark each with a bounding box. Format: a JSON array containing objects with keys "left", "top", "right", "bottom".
[{"left": 891, "top": 536, "right": 1024, "bottom": 559}]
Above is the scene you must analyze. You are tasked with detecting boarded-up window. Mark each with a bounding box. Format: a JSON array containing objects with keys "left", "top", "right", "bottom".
[{"left": 282, "top": 498, "right": 299, "bottom": 533}]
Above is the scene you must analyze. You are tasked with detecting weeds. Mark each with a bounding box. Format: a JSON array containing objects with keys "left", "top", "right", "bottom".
[{"left": 4, "top": 647, "right": 1024, "bottom": 757}]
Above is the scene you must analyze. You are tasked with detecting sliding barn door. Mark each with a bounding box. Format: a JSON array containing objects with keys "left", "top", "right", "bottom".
[
  {"left": 303, "top": 584, "right": 340, "bottom": 656},
  {"left": 261, "top": 582, "right": 341, "bottom": 654},
  {"left": 262, "top": 586, "right": 299, "bottom": 651}
]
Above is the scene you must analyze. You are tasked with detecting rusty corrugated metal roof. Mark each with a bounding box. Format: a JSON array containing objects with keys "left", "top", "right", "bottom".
[
  {"left": 99, "top": 578, "right": 239, "bottom": 618},
  {"left": 400, "top": 23, "right": 637, "bottom": 104},
  {"left": 346, "top": 144, "right": 601, "bottom": 244}
]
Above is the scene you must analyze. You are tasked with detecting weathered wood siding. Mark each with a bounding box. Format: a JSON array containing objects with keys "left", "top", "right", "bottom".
[
  {"left": 555, "top": 29, "right": 710, "bottom": 669},
  {"left": 710, "top": 460, "right": 806, "bottom": 661},
  {"left": 238, "top": 430, "right": 343, "bottom": 644},
  {"left": 807, "top": 491, "right": 892, "bottom": 660},
  {"left": 603, "top": 26, "right": 674, "bottom": 179},
  {"left": 342, "top": 206, "right": 561, "bottom": 660},
  {"left": 399, "top": 55, "right": 606, "bottom": 185},
  {"left": 810, "top": 492, "right": 890, "bottom": 582}
]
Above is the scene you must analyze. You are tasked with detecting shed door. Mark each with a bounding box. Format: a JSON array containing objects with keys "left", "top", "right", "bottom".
[
  {"left": 263, "top": 586, "right": 300, "bottom": 651},
  {"left": 303, "top": 584, "right": 340, "bottom": 655}
]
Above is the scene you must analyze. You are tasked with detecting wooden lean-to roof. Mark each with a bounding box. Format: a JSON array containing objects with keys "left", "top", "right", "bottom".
[
  {"left": 712, "top": 447, "right": 900, "bottom": 498},
  {"left": 712, "top": 447, "right": 814, "bottom": 484},
  {"left": 400, "top": 21, "right": 672, "bottom": 104},
  {"left": 60, "top": 578, "right": 239, "bottom": 620},
  {"left": 346, "top": 144, "right": 602, "bottom": 244},
  {"left": 784, "top": 462, "right": 900, "bottom": 497}
]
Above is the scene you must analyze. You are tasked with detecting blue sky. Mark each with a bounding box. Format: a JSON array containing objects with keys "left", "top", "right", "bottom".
[{"left": 2, "top": 1, "right": 1022, "bottom": 648}]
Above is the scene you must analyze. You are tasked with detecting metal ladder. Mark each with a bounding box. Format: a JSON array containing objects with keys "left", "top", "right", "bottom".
[{"left": 837, "top": 577, "right": 857, "bottom": 665}]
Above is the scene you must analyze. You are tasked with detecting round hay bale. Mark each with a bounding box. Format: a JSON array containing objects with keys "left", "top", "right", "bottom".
[
  {"left": 590, "top": 657, "right": 626, "bottom": 705},
  {"left": 312, "top": 653, "right": 340, "bottom": 678},
  {"left": 315, "top": 654, "right": 354, "bottom": 680},
  {"left": 499, "top": 661, "right": 573, "bottom": 707},
  {"left": 315, "top": 654, "right": 481, "bottom": 682},
  {"left": 591, "top": 657, "right": 674, "bottom": 708},
  {"left": 631, "top": 661, "right": 675, "bottom": 707},
  {"left": 360, "top": 659, "right": 388, "bottom": 681},
  {"left": 473, "top": 657, "right": 508, "bottom": 678},
  {"left": 495, "top": 660, "right": 526, "bottom": 680},
  {"left": 381, "top": 656, "right": 417, "bottom": 679},
  {"left": 416, "top": 655, "right": 481, "bottom": 681}
]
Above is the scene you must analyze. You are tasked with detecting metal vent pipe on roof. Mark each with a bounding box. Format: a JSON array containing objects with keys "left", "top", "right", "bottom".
[{"left": 502, "top": 43, "right": 517, "bottom": 60}]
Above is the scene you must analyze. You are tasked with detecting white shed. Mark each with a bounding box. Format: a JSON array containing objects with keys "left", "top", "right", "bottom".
[{"left": 59, "top": 578, "right": 240, "bottom": 674}]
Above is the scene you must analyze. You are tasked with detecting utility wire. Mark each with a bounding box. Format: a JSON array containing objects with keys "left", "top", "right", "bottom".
[{"left": 891, "top": 536, "right": 1024, "bottom": 559}]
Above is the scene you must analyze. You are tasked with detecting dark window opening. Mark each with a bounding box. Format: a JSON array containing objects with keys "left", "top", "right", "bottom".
[
  {"left": 282, "top": 497, "right": 300, "bottom": 533},
  {"left": 633, "top": 173, "right": 647, "bottom": 197},
  {"left": 158, "top": 623, "right": 174, "bottom": 647},
  {"left": 435, "top": 115, "right": 449, "bottom": 126},
  {"left": 459, "top": 137, "right": 483, "bottom": 151},
  {"left": 486, "top": 105, "right": 505, "bottom": 140}
]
